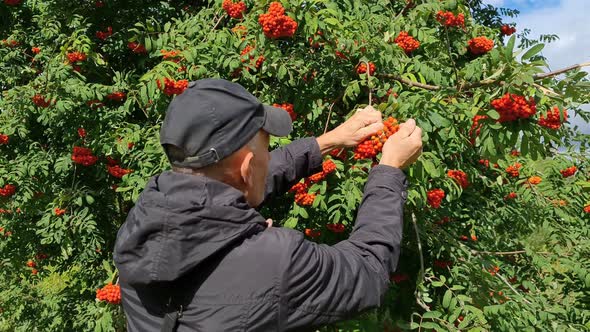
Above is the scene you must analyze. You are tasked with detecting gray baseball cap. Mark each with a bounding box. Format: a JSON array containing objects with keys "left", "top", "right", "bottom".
[{"left": 160, "top": 78, "right": 292, "bottom": 168}]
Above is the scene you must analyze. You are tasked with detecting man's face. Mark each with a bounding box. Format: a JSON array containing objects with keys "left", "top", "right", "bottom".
[{"left": 245, "top": 131, "right": 270, "bottom": 207}]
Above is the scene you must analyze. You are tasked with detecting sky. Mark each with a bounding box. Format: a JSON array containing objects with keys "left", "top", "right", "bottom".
[{"left": 482, "top": 0, "right": 590, "bottom": 135}]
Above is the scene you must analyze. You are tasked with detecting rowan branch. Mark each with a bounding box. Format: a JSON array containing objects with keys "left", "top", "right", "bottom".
[
  {"left": 379, "top": 74, "right": 440, "bottom": 91},
  {"left": 471, "top": 250, "right": 550, "bottom": 256},
  {"left": 533, "top": 61, "right": 590, "bottom": 80},
  {"left": 496, "top": 272, "right": 532, "bottom": 305}
]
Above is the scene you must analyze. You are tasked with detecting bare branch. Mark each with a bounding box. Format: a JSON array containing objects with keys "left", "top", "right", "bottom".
[
  {"left": 533, "top": 61, "right": 590, "bottom": 80},
  {"left": 379, "top": 74, "right": 440, "bottom": 91},
  {"left": 496, "top": 272, "right": 532, "bottom": 305}
]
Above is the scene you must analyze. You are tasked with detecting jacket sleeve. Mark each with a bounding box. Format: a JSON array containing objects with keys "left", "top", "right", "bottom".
[
  {"left": 262, "top": 137, "right": 323, "bottom": 203},
  {"left": 281, "top": 165, "right": 408, "bottom": 330}
]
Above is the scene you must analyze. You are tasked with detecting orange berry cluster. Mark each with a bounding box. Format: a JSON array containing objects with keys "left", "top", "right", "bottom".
[
  {"left": 107, "top": 165, "right": 133, "bottom": 178},
  {"left": 447, "top": 170, "right": 469, "bottom": 189},
  {"left": 106, "top": 91, "right": 126, "bottom": 101},
  {"left": 510, "top": 150, "right": 520, "bottom": 156},
  {"left": 504, "top": 192, "right": 517, "bottom": 200},
  {"left": 0, "top": 39, "right": 19, "bottom": 47},
  {"left": 96, "top": 283, "right": 121, "bottom": 305},
  {"left": 222, "top": 0, "right": 246, "bottom": 19},
  {"left": 538, "top": 106, "right": 567, "bottom": 130},
  {"left": 96, "top": 26, "right": 113, "bottom": 40},
  {"left": 273, "top": 103, "right": 297, "bottom": 121},
  {"left": 31, "top": 47, "right": 41, "bottom": 54},
  {"left": 356, "top": 62, "right": 376, "bottom": 75},
  {"left": 326, "top": 223, "right": 345, "bottom": 233},
  {"left": 459, "top": 234, "right": 477, "bottom": 241},
  {"left": 394, "top": 31, "right": 420, "bottom": 54},
  {"left": 71, "top": 146, "right": 98, "bottom": 166},
  {"left": 66, "top": 51, "right": 87, "bottom": 64},
  {"left": 560, "top": 166, "right": 577, "bottom": 178},
  {"left": 54, "top": 207, "right": 66, "bottom": 216},
  {"left": 467, "top": 36, "right": 494, "bottom": 55},
  {"left": 160, "top": 49, "right": 182, "bottom": 62},
  {"left": 0, "top": 184, "right": 16, "bottom": 197},
  {"left": 487, "top": 265, "right": 500, "bottom": 276},
  {"left": 305, "top": 228, "right": 321, "bottom": 238},
  {"left": 435, "top": 11, "right": 465, "bottom": 27},
  {"left": 505, "top": 162, "right": 522, "bottom": 177},
  {"left": 527, "top": 176, "right": 542, "bottom": 185},
  {"left": 354, "top": 117, "right": 400, "bottom": 160},
  {"left": 308, "top": 160, "right": 337, "bottom": 183},
  {"left": 584, "top": 205, "right": 590, "bottom": 214},
  {"left": 500, "top": 25, "right": 516, "bottom": 36},
  {"left": 290, "top": 160, "right": 336, "bottom": 206},
  {"left": 427, "top": 189, "right": 445, "bottom": 209},
  {"left": 295, "top": 192, "right": 316, "bottom": 206},
  {"left": 469, "top": 115, "right": 488, "bottom": 142},
  {"left": 239, "top": 45, "right": 265, "bottom": 71},
  {"left": 258, "top": 2, "right": 298, "bottom": 39},
  {"left": 32, "top": 94, "right": 51, "bottom": 108},
  {"left": 0, "top": 134, "right": 8, "bottom": 145},
  {"left": 127, "top": 42, "right": 147, "bottom": 54},
  {"left": 157, "top": 78, "right": 188, "bottom": 96},
  {"left": 491, "top": 93, "right": 537, "bottom": 122}
]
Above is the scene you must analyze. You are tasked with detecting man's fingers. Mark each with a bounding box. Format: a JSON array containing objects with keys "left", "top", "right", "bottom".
[
  {"left": 409, "top": 126, "right": 423, "bottom": 142},
  {"left": 356, "top": 122, "right": 384, "bottom": 139},
  {"left": 266, "top": 218, "right": 273, "bottom": 228},
  {"left": 394, "top": 119, "right": 417, "bottom": 138}
]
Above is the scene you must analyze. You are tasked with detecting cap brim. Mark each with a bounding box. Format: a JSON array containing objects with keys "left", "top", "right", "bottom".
[{"left": 262, "top": 105, "right": 293, "bottom": 137}]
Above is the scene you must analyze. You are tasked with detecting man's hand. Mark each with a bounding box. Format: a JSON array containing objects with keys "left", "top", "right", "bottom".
[
  {"left": 380, "top": 119, "right": 422, "bottom": 169},
  {"left": 316, "top": 106, "right": 383, "bottom": 154}
]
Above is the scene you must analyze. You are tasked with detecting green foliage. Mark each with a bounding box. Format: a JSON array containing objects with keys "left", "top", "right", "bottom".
[{"left": 1, "top": 0, "right": 589, "bottom": 331}]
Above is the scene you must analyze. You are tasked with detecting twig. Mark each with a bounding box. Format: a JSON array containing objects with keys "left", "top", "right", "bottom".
[
  {"left": 379, "top": 74, "right": 440, "bottom": 91},
  {"left": 365, "top": 60, "right": 373, "bottom": 106},
  {"left": 322, "top": 92, "right": 344, "bottom": 134},
  {"left": 201, "top": 11, "right": 224, "bottom": 43},
  {"left": 496, "top": 272, "right": 532, "bottom": 305},
  {"left": 412, "top": 213, "right": 430, "bottom": 312},
  {"left": 533, "top": 61, "right": 590, "bottom": 79},
  {"left": 443, "top": 27, "right": 459, "bottom": 87},
  {"left": 395, "top": 1, "right": 413, "bottom": 20}
]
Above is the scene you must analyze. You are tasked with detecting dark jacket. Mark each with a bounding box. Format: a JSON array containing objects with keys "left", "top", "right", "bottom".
[{"left": 113, "top": 137, "right": 408, "bottom": 331}]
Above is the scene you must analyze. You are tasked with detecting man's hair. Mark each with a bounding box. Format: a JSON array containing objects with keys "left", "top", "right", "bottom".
[{"left": 164, "top": 131, "right": 263, "bottom": 176}]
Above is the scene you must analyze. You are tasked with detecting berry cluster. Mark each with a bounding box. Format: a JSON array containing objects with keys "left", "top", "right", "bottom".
[
  {"left": 469, "top": 115, "right": 488, "bottom": 140},
  {"left": 108, "top": 165, "right": 133, "bottom": 178},
  {"left": 222, "top": 0, "right": 246, "bottom": 19},
  {"left": 356, "top": 62, "right": 376, "bottom": 75},
  {"left": 527, "top": 176, "right": 542, "bottom": 185},
  {"left": 66, "top": 51, "right": 87, "bottom": 64},
  {"left": 77, "top": 128, "right": 87, "bottom": 139},
  {"left": 160, "top": 49, "right": 181, "bottom": 61},
  {"left": 54, "top": 207, "right": 66, "bottom": 216},
  {"left": 391, "top": 273, "right": 409, "bottom": 284},
  {"left": 447, "top": 170, "right": 469, "bottom": 189},
  {"left": 305, "top": 228, "right": 321, "bottom": 238},
  {"left": 4, "top": 0, "right": 22, "bottom": 5},
  {"left": 560, "top": 166, "right": 577, "bottom": 178},
  {"left": 240, "top": 45, "right": 265, "bottom": 70},
  {"left": 232, "top": 25, "right": 247, "bottom": 36},
  {"left": 427, "top": 189, "right": 445, "bottom": 209},
  {"left": 354, "top": 117, "right": 400, "bottom": 159},
  {"left": 394, "top": 31, "right": 420, "bottom": 54},
  {"left": 505, "top": 162, "right": 522, "bottom": 177},
  {"left": 26, "top": 259, "right": 36, "bottom": 268},
  {"left": 106, "top": 91, "right": 126, "bottom": 102},
  {"left": 478, "top": 159, "right": 490, "bottom": 168},
  {"left": 295, "top": 192, "right": 316, "bottom": 206},
  {"left": 32, "top": 94, "right": 51, "bottom": 108},
  {"left": 491, "top": 93, "right": 537, "bottom": 122},
  {"left": 538, "top": 106, "right": 567, "bottom": 130},
  {"left": 326, "top": 223, "right": 345, "bottom": 233},
  {"left": 435, "top": 216, "right": 451, "bottom": 226},
  {"left": 273, "top": 103, "right": 297, "bottom": 121},
  {"left": 504, "top": 192, "right": 517, "bottom": 200},
  {"left": 0, "top": 184, "right": 16, "bottom": 197},
  {"left": 71, "top": 146, "right": 98, "bottom": 166},
  {"left": 584, "top": 205, "right": 590, "bottom": 214},
  {"left": 487, "top": 265, "right": 500, "bottom": 276},
  {"left": 31, "top": 47, "right": 41, "bottom": 54},
  {"left": 435, "top": 11, "right": 465, "bottom": 28},
  {"left": 467, "top": 36, "right": 494, "bottom": 55},
  {"left": 96, "top": 283, "right": 121, "bottom": 305},
  {"left": 0, "top": 39, "right": 19, "bottom": 47},
  {"left": 157, "top": 78, "right": 188, "bottom": 96},
  {"left": 459, "top": 234, "right": 478, "bottom": 241},
  {"left": 510, "top": 150, "right": 520, "bottom": 156},
  {"left": 289, "top": 160, "right": 336, "bottom": 206},
  {"left": 127, "top": 42, "right": 147, "bottom": 54},
  {"left": 0, "top": 134, "right": 9, "bottom": 145},
  {"left": 258, "top": 2, "right": 298, "bottom": 39},
  {"left": 329, "top": 148, "right": 346, "bottom": 160},
  {"left": 308, "top": 160, "right": 337, "bottom": 183},
  {"left": 500, "top": 25, "right": 516, "bottom": 36},
  {"left": 96, "top": 26, "right": 113, "bottom": 40}
]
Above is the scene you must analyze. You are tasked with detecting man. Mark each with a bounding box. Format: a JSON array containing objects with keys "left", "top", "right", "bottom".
[{"left": 114, "top": 78, "right": 422, "bottom": 331}]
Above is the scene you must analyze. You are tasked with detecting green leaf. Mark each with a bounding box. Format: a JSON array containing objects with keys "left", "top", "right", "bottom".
[
  {"left": 504, "top": 35, "right": 515, "bottom": 59},
  {"left": 521, "top": 43, "right": 545, "bottom": 61},
  {"left": 442, "top": 290, "right": 452, "bottom": 309}
]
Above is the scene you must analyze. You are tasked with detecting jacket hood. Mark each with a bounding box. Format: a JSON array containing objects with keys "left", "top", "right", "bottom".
[{"left": 113, "top": 171, "right": 267, "bottom": 286}]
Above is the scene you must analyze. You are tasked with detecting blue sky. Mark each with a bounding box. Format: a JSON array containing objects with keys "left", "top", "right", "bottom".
[{"left": 495, "top": 0, "right": 561, "bottom": 13}]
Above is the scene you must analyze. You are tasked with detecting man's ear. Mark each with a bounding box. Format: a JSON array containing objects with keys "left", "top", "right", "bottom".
[{"left": 239, "top": 151, "right": 255, "bottom": 187}]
